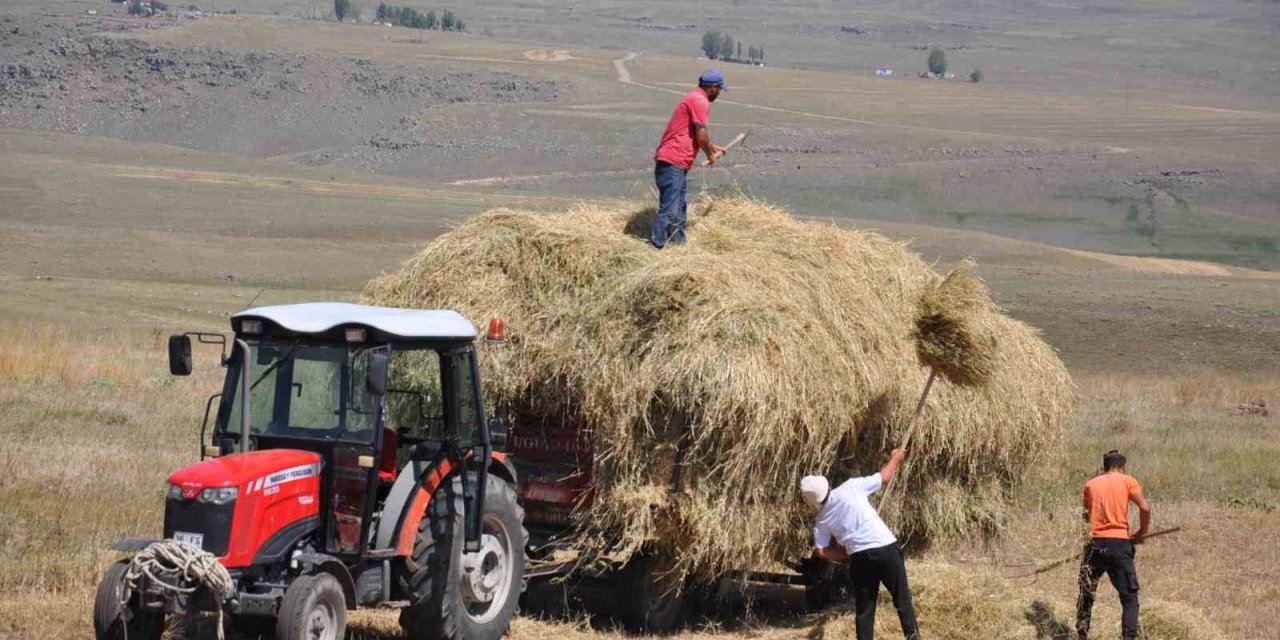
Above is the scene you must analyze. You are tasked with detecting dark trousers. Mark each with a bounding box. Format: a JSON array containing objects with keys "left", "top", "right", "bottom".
[
  {"left": 1076, "top": 538, "right": 1140, "bottom": 639},
  {"left": 848, "top": 542, "right": 920, "bottom": 640},
  {"left": 650, "top": 161, "right": 688, "bottom": 248}
]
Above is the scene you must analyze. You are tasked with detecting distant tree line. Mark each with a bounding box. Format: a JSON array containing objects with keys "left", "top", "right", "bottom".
[
  {"left": 376, "top": 3, "right": 464, "bottom": 30},
  {"left": 701, "top": 30, "right": 764, "bottom": 65}
]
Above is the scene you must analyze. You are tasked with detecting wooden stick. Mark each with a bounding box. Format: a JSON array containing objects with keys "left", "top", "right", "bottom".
[
  {"left": 702, "top": 129, "right": 751, "bottom": 166},
  {"left": 876, "top": 368, "right": 938, "bottom": 511},
  {"left": 1018, "top": 527, "right": 1183, "bottom": 578}
]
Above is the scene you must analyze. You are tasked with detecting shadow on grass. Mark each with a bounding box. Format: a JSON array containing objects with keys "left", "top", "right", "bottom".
[
  {"left": 1026, "top": 599, "right": 1074, "bottom": 639},
  {"left": 623, "top": 206, "right": 658, "bottom": 240},
  {"left": 513, "top": 576, "right": 818, "bottom": 637}
]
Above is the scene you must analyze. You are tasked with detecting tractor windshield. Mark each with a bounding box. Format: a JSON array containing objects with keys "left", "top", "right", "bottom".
[{"left": 218, "top": 342, "right": 390, "bottom": 444}]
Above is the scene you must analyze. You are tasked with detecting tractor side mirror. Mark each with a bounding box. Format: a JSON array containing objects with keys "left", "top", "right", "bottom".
[
  {"left": 366, "top": 352, "right": 390, "bottom": 396},
  {"left": 168, "top": 335, "right": 193, "bottom": 376},
  {"left": 487, "top": 416, "right": 508, "bottom": 451}
]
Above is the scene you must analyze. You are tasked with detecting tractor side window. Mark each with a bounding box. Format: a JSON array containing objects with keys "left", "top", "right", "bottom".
[
  {"left": 451, "top": 350, "right": 483, "bottom": 447},
  {"left": 387, "top": 350, "right": 445, "bottom": 441},
  {"left": 346, "top": 347, "right": 382, "bottom": 436}
]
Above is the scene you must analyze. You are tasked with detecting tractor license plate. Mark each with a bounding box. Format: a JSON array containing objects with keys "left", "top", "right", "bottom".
[{"left": 173, "top": 531, "right": 204, "bottom": 550}]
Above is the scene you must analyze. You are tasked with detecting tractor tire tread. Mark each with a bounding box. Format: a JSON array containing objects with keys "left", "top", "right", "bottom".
[{"left": 398, "top": 473, "right": 526, "bottom": 640}]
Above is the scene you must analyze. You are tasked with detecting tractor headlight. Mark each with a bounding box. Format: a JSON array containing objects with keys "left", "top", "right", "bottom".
[
  {"left": 167, "top": 484, "right": 184, "bottom": 500},
  {"left": 198, "top": 487, "right": 239, "bottom": 505}
]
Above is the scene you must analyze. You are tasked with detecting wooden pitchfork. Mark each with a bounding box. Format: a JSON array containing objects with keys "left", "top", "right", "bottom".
[
  {"left": 1009, "top": 527, "right": 1183, "bottom": 584},
  {"left": 702, "top": 128, "right": 752, "bottom": 166},
  {"left": 876, "top": 369, "right": 938, "bottom": 511}
]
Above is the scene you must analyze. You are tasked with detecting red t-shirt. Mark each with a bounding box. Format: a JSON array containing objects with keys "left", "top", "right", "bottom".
[{"left": 654, "top": 90, "right": 711, "bottom": 170}]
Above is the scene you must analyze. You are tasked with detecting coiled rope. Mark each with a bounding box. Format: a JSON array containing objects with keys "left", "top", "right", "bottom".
[{"left": 122, "top": 539, "right": 234, "bottom": 640}]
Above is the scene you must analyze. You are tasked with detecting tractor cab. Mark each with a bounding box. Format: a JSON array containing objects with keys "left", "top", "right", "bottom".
[
  {"left": 203, "top": 304, "right": 490, "bottom": 560},
  {"left": 97, "top": 303, "right": 525, "bottom": 640}
]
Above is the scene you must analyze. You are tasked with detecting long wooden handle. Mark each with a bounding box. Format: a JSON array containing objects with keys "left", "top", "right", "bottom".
[
  {"left": 1026, "top": 527, "right": 1183, "bottom": 577},
  {"left": 876, "top": 368, "right": 938, "bottom": 511},
  {"left": 702, "top": 130, "right": 750, "bottom": 166}
]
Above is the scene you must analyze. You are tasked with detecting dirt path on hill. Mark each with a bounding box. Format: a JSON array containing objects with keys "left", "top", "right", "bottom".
[
  {"left": 96, "top": 164, "right": 572, "bottom": 206},
  {"left": 608, "top": 53, "right": 1131, "bottom": 151}
]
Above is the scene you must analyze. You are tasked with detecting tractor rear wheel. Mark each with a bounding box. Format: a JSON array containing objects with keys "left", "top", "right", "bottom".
[
  {"left": 399, "top": 472, "right": 526, "bottom": 640},
  {"left": 275, "top": 573, "right": 347, "bottom": 640},
  {"left": 94, "top": 560, "right": 165, "bottom": 640}
]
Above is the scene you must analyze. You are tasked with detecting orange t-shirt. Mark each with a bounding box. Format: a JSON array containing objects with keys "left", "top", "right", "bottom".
[{"left": 1083, "top": 472, "right": 1142, "bottom": 539}]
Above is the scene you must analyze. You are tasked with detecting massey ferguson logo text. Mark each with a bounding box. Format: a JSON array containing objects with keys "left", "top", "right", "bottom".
[
  {"left": 265, "top": 464, "right": 319, "bottom": 488},
  {"left": 245, "top": 463, "right": 320, "bottom": 496}
]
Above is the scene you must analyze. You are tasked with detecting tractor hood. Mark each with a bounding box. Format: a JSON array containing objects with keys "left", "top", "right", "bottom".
[{"left": 168, "top": 449, "right": 322, "bottom": 498}]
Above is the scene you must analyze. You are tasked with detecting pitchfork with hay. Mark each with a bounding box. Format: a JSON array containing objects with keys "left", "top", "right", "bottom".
[{"left": 879, "top": 261, "right": 998, "bottom": 512}]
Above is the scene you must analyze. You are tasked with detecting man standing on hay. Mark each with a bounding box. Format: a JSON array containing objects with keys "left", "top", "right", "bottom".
[
  {"left": 649, "top": 70, "right": 727, "bottom": 249},
  {"left": 802, "top": 449, "right": 922, "bottom": 640},
  {"left": 1076, "top": 449, "right": 1151, "bottom": 640}
]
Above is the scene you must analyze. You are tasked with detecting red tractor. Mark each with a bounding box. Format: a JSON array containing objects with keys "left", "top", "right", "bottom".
[{"left": 94, "top": 303, "right": 525, "bottom": 640}]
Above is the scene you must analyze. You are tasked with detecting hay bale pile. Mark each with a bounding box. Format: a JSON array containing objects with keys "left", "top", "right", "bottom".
[{"left": 363, "top": 196, "right": 1075, "bottom": 576}]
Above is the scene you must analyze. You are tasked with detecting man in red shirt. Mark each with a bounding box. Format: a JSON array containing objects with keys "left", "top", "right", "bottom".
[
  {"left": 1076, "top": 449, "right": 1152, "bottom": 640},
  {"left": 650, "top": 70, "right": 727, "bottom": 248}
]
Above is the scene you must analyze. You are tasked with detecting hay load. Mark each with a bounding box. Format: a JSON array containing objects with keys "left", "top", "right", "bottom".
[{"left": 363, "top": 196, "right": 1075, "bottom": 576}]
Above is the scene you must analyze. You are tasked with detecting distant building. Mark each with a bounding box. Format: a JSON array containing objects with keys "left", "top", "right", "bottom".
[{"left": 875, "top": 67, "right": 893, "bottom": 76}]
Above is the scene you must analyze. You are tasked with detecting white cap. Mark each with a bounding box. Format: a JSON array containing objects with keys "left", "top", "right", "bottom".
[{"left": 800, "top": 475, "right": 830, "bottom": 506}]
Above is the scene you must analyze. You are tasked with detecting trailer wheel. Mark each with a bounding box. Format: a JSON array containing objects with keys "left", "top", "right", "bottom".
[
  {"left": 94, "top": 560, "right": 165, "bottom": 640},
  {"left": 275, "top": 573, "right": 347, "bottom": 640},
  {"left": 616, "top": 550, "right": 686, "bottom": 634},
  {"left": 399, "top": 473, "right": 527, "bottom": 640}
]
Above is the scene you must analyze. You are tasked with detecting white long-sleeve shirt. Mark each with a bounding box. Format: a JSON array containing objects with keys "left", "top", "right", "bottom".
[{"left": 813, "top": 473, "right": 898, "bottom": 554}]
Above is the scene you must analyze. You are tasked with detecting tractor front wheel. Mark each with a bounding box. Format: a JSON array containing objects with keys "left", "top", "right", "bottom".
[
  {"left": 275, "top": 573, "right": 347, "bottom": 640},
  {"left": 399, "top": 472, "right": 526, "bottom": 640},
  {"left": 94, "top": 560, "right": 165, "bottom": 640}
]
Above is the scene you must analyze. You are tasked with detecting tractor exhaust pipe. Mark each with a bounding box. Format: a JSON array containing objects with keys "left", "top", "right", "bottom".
[{"left": 236, "top": 338, "right": 252, "bottom": 453}]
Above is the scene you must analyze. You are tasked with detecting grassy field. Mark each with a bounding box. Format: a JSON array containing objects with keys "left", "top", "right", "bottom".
[{"left": 1, "top": 326, "right": 1275, "bottom": 639}]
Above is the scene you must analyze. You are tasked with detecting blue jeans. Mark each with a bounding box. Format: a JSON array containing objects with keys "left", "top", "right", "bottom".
[{"left": 650, "top": 161, "right": 687, "bottom": 248}]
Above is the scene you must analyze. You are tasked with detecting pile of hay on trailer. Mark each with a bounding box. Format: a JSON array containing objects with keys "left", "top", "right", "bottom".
[{"left": 363, "top": 196, "right": 1075, "bottom": 576}]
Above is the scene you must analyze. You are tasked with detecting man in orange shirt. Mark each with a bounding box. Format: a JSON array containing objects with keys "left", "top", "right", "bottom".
[
  {"left": 1076, "top": 450, "right": 1152, "bottom": 640},
  {"left": 649, "top": 70, "right": 727, "bottom": 248}
]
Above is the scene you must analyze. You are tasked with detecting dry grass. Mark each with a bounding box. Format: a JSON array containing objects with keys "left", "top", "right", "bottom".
[
  {"left": 810, "top": 561, "right": 1224, "bottom": 640},
  {"left": 363, "top": 196, "right": 1075, "bottom": 576},
  {"left": 1, "top": 329, "right": 1267, "bottom": 639},
  {"left": 0, "top": 325, "right": 220, "bottom": 640}
]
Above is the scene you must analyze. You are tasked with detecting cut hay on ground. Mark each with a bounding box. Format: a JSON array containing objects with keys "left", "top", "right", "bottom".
[
  {"left": 363, "top": 196, "right": 1075, "bottom": 576},
  {"left": 809, "top": 561, "right": 1224, "bottom": 640}
]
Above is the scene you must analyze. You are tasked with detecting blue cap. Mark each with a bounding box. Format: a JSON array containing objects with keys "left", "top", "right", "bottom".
[{"left": 699, "top": 69, "right": 727, "bottom": 91}]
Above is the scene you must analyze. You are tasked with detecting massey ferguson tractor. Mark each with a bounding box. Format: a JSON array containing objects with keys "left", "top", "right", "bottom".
[{"left": 94, "top": 303, "right": 526, "bottom": 640}]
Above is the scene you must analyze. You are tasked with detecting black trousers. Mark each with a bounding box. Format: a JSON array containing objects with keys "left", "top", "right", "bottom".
[
  {"left": 848, "top": 542, "right": 920, "bottom": 640},
  {"left": 1076, "top": 538, "right": 1140, "bottom": 639}
]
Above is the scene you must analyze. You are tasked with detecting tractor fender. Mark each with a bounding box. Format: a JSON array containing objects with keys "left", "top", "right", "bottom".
[
  {"left": 478, "top": 452, "right": 518, "bottom": 486},
  {"left": 392, "top": 459, "right": 459, "bottom": 556},
  {"left": 294, "top": 552, "right": 357, "bottom": 610},
  {"left": 379, "top": 452, "right": 515, "bottom": 557},
  {"left": 252, "top": 516, "right": 320, "bottom": 566},
  {"left": 371, "top": 454, "right": 455, "bottom": 554}
]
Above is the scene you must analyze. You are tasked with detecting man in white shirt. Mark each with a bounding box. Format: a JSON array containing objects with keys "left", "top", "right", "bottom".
[{"left": 801, "top": 449, "right": 920, "bottom": 640}]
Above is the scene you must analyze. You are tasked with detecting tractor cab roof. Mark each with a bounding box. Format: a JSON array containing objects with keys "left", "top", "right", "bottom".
[{"left": 231, "top": 302, "right": 477, "bottom": 345}]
